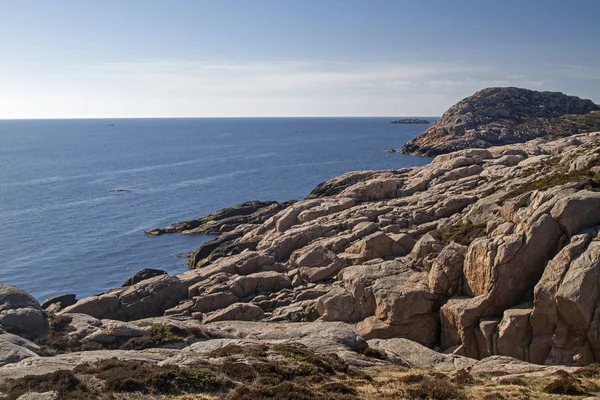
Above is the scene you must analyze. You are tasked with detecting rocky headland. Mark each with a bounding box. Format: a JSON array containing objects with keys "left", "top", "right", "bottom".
[
  {"left": 3, "top": 93, "right": 600, "bottom": 398},
  {"left": 401, "top": 87, "right": 600, "bottom": 156},
  {"left": 389, "top": 118, "right": 431, "bottom": 124}
]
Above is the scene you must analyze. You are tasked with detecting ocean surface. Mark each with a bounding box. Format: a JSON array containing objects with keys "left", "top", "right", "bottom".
[{"left": 0, "top": 118, "right": 434, "bottom": 301}]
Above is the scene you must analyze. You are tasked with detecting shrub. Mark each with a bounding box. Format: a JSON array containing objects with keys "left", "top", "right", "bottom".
[
  {"left": 0, "top": 370, "right": 88, "bottom": 400},
  {"left": 362, "top": 347, "right": 387, "bottom": 360},
  {"left": 542, "top": 370, "right": 586, "bottom": 395},
  {"left": 404, "top": 376, "right": 466, "bottom": 400},
  {"left": 209, "top": 343, "right": 269, "bottom": 358},
  {"left": 73, "top": 358, "right": 225, "bottom": 395},
  {"left": 451, "top": 369, "right": 476, "bottom": 385},
  {"left": 498, "top": 376, "right": 527, "bottom": 386}
]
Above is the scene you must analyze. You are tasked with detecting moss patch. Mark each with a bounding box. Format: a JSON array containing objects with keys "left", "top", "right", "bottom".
[
  {"left": 437, "top": 220, "right": 487, "bottom": 246},
  {"left": 503, "top": 169, "right": 600, "bottom": 202},
  {"left": 121, "top": 324, "right": 211, "bottom": 350},
  {"left": 37, "top": 318, "right": 213, "bottom": 355}
]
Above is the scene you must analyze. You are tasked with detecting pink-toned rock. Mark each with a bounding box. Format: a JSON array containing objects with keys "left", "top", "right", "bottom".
[{"left": 203, "top": 303, "right": 264, "bottom": 323}]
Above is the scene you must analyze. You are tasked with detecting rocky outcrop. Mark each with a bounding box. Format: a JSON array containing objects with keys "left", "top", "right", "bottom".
[
  {"left": 401, "top": 87, "right": 599, "bottom": 156},
  {"left": 5, "top": 132, "right": 600, "bottom": 400},
  {"left": 120, "top": 268, "right": 167, "bottom": 286},
  {"left": 40, "top": 294, "right": 76, "bottom": 313},
  {"left": 50, "top": 131, "right": 600, "bottom": 368},
  {"left": 61, "top": 274, "right": 191, "bottom": 321},
  {"left": 145, "top": 200, "right": 293, "bottom": 235},
  {"left": 6, "top": 128, "right": 600, "bottom": 379}
]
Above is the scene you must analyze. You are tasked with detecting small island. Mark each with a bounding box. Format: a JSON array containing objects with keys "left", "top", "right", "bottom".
[{"left": 389, "top": 118, "right": 430, "bottom": 124}]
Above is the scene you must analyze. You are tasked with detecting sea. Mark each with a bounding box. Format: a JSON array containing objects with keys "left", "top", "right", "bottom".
[{"left": 0, "top": 118, "right": 434, "bottom": 301}]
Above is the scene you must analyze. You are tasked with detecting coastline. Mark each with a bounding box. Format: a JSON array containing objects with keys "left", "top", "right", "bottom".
[{"left": 3, "top": 130, "right": 600, "bottom": 398}]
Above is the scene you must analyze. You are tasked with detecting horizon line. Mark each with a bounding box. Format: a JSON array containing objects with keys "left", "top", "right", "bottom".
[{"left": 0, "top": 115, "right": 441, "bottom": 121}]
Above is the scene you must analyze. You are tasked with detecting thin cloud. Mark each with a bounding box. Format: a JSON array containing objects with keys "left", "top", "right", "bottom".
[{"left": 0, "top": 58, "right": 595, "bottom": 118}]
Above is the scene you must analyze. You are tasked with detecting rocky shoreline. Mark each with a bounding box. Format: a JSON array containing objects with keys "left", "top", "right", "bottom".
[{"left": 3, "top": 92, "right": 600, "bottom": 398}]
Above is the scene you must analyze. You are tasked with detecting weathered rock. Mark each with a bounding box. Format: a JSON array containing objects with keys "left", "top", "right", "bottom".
[
  {"left": 367, "top": 338, "right": 476, "bottom": 370},
  {"left": 550, "top": 191, "right": 600, "bottom": 236},
  {"left": 145, "top": 200, "right": 289, "bottom": 235},
  {"left": 338, "top": 179, "right": 398, "bottom": 201},
  {"left": 0, "top": 339, "right": 38, "bottom": 366},
  {"left": 307, "top": 170, "right": 400, "bottom": 198},
  {"left": 530, "top": 233, "right": 593, "bottom": 364},
  {"left": 41, "top": 294, "right": 77, "bottom": 311},
  {"left": 343, "top": 231, "right": 408, "bottom": 263},
  {"left": 496, "top": 304, "right": 533, "bottom": 361},
  {"left": 319, "top": 261, "right": 440, "bottom": 346},
  {"left": 62, "top": 274, "right": 189, "bottom": 321},
  {"left": 85, "top": 319, "right": 148, "bottom": 344},
  {"left": 428, "top": 242, "right": 467, "bottom": 296},
  {"left": 290, "top": 245, "right": 346, "bottom": 282},
  {"left": 61, "top": 293, "right": 120, "bottom": 320},
  {"left": 475, "top": 318, "right": 500, "bottom": 359},
  {"left": 203, "top": 303, "right": 264, "bottom": 323},
  {"left": 61, "top": 313, "right": 102, "bottom": 341},
  {"left": 193, "top": 292, "right": 239, "bottom": 313},
  {"left": 121, "top": 268, "right": 167, "bottom": 286},
  {"left": 228, "top": 271, "right": 292, "bottom": 299},
  {"left": 0, "top": 285, "right": 48, "bottom": 339},
  {"left": 409, "top": 232, "right": 443, "bottom": 270}
]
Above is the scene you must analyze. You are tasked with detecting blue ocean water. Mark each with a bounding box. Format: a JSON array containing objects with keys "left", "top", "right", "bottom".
[{"left": 0, "top": 118, "right": 433, "bottom": 301}]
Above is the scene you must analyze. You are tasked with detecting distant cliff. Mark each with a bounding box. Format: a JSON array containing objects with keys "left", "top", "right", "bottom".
[{"left": 401, "top": 87, "right": 600, "bottom": 156}]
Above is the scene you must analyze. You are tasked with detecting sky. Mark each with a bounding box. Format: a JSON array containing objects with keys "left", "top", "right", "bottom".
[{"left": 0, "top": 0, "right": 599, "bottom": 118}]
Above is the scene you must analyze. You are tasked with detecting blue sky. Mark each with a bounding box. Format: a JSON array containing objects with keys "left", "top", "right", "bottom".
[{"left": 0, "top": 0, "right": 598, "bottom": 118}]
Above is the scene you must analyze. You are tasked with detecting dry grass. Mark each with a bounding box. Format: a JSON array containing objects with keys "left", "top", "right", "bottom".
[{"left": 5, "top": 348, "right": 600, "bottom": 399}]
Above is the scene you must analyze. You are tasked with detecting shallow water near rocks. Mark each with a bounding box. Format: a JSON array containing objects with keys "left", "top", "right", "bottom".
[{"left": 0, "top": 117, "right": 433, "bottom": 300}]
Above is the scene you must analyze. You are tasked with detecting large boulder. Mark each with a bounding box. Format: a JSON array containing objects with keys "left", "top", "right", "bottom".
[
  {"left": 495, "top": 304, "right": 533, "bottom": 362},
  {"left": 0, "top": 285, "right": 48, "bottom": 339},
  {"left": 550, "top": 191, "right": 600, "bottom": 236},
  {"left": 290, "top": 245, "right": 347, "bottom": 283},
  {"left": 41, "top": 294, "right": 77, "bottom": 312},
  {"left": 343, "top": 231, "right": 408, "bottom": 263},
  {"left": 62, "top": 274, "right": 190, "bottom": 321},
  {"left": 0, "top": 338, "right": 38, "bottom": 366},
  {"left": 428, "top": 242, "right": 467, "bottom": 297},
  {"left": 318, "top": 261, "right": 440, "bottom": 346},
  {"left": 203, "top": 303, "right": 264, "bottom": 323},
  {"left": 337, "top": 179, "right": 398, "bottom": 201},
  {"left": 228, "top": 271, "right": 292, "bottom": 299}
]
